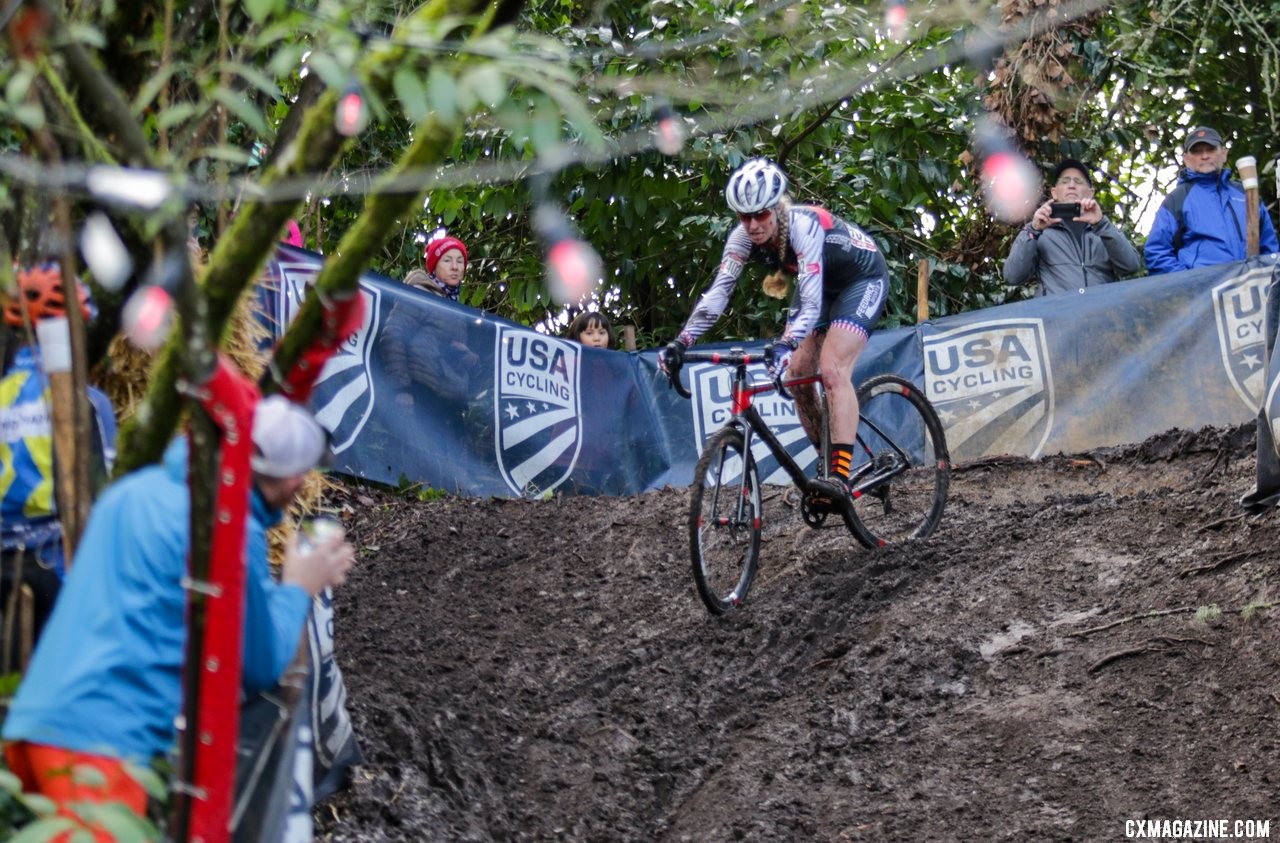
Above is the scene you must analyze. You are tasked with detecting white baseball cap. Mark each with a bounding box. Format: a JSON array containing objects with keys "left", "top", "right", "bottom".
[{"left": 251, "top": 395, "right": 329, "bottom": 478}]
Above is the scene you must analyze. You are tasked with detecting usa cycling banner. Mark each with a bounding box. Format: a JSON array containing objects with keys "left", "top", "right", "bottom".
[
  {"left": 920, "top": 256, "right": 1277, "bottom": 461},
  {"left": 257, "top": 246, "right": 671, "bottom": 497},
  {"left": 259, "top": 246, "right": 1277, "bottom": 496}
]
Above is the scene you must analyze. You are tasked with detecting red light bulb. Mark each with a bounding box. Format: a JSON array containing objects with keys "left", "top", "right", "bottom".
[
  {"left": 334, "top": 83, "right": 369, "bottom": 137},
  {"left": 123, "top": 285, "right": 175, "bottom": 350},
  {"left": 546, "top": 239, "right": 602, "bottom": 306}
]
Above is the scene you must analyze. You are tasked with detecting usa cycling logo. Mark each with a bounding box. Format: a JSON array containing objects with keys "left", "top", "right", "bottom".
[
  {"left": 923, "top": 318, "right": 1054, "bottom": 461},
  {"left": 493, "top": 327, "right": 582, "bottom": 497},
  {"left": 689, "top": 359, "right": 816, "bottom": 485},
  {"left": 271, "top": 251, "right": 382, "bottom": 454},
  {"left": 1212, "top": 263, "right": 1272, "bottom": 411}
]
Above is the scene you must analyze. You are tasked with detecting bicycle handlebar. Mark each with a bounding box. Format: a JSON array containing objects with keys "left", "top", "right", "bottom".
[
  {"left": 665, "top": 348, "right": 771, "bottom": 400},
  {"left": 668, "top": 362, "right": 692, "bottom": 399}
]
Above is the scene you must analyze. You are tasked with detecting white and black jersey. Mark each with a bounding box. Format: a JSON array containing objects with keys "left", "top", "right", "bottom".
[{"left": 680, "top": 205, "right": 888, "bottom": 344}]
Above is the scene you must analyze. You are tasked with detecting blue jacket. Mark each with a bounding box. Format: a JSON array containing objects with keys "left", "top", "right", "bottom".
[
  {"left": 2, "top": 440, "right": 313, "bottom": 762},
  {"left": 1144, "top": 168, "right": 1280, "bottom": 274}
]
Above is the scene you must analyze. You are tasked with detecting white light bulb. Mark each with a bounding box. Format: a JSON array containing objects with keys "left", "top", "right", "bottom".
[
  {"left": 86, "top": 166, "right": 173, "bottom": 210},
  {"left": 80, "top": 213, "right": 133, "bottom": 291}
]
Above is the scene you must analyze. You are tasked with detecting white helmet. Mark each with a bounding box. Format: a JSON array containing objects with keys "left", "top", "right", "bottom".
[{"left": 725, "top": 158, "right": 787, "bottom": 214}]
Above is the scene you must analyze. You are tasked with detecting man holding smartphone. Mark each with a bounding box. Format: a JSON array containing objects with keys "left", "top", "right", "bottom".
[{"left": 1003, "top": 157, "right": 1142, "bottom": 296}]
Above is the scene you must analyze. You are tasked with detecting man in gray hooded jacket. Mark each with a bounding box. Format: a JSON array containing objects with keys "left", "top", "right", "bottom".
[{"left": 1003, "top": 158, "right": 1142, "bottom": 296}]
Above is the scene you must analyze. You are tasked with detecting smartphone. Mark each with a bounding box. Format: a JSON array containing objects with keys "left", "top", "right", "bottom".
[{"left": 1050, "top": 202, "right": 1082, "bottom": 220}]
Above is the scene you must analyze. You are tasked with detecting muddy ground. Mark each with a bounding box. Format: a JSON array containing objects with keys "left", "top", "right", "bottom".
[{"left": 314, "top": 424, "right": 1280, "bottom": 842}]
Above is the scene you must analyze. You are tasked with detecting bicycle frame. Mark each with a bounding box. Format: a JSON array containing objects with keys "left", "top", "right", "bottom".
[
  {"left": 673, "top": 348, "right": 827, "bottom": 490},
  {"left": 674, "top": 348, "right": 951, "bottom": 613},
  {"left": 847, "top": 412, "right": 914, "bottom": 494},
  {"left": 729, "top": 368, "right": 825, "bottom": 490},
  {"left": 672, "top": 348, "right": 913, "bottom": 497}
]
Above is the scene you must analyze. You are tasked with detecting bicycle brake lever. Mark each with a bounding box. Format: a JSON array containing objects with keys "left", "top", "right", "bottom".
[{"left": 667, "top": 363, "right": 692, "bottom": 399}]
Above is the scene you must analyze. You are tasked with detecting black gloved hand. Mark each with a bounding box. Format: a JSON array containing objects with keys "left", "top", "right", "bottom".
[
  {"left": 764, "top": 335, "right": 798, "bottom": 380},
  {"left": 659, "top": 337, "right": 689, "bottom": 375}
]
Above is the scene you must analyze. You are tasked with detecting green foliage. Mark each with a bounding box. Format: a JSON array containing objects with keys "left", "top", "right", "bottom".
[
  {"left": 396, "top": 475, "right": 452, "bottom": 501},
  {"left": 1239, "top": 599, "right": 1272, "bottom": 622},
  {"left": 0, "top": 760, "right": 162, "bottom": 841},
  {"left": 1194, "top": 603, "right": 1223, "bottom": 624},
  {"left": 0, "top": 671, "right": 21, "bottom": 698},
  {"left": 0, "top": 0, "right": 1260, "bottom": 344}
]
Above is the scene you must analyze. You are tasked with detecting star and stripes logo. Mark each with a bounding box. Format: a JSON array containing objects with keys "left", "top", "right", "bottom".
[
  {"left": 1212, "top": 264, "right": 1271, "bottom": 411},
  {"left": 688, "top": 359, "right": 818, "bottom": 485},
  {"left": 923, "top": 318, "right": 1055, "bottom": 461},
  {"left": 493, "top": 327, "right": 582, "bottom": 496},
  {"left": 269, "top": 249, "right": 382, "bottom": 455}
]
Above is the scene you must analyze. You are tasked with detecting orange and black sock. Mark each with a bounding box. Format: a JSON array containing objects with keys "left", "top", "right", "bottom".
[{"left": 830, "top": 444, "right": 853, "bottom": 481}]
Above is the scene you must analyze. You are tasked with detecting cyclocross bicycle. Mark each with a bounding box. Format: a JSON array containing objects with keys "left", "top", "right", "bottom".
[{"left": 667, "top": 348, "right": 950, "bottom": 615}]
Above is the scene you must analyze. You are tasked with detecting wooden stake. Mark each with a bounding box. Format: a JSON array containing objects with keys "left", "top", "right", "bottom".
[
  {"left": 916, "top": 259, "right": 929, "bottom": 323},
  {"left": 36, "top": 319, "right": 81, "bottom": 565},
  {"left": 623, "top": 325, "right": 637, "bottom": 351},
  {"left": 1237, "top": 155, "right": 1260, "bottom": 258}
]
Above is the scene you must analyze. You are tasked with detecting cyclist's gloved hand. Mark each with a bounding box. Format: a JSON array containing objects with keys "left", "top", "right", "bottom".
[
  {"left": 765, "top": 336, "right": 798, "bottom": 380},
  {"left": 659, "top": 334, "right": 692, "bottom": 376}
]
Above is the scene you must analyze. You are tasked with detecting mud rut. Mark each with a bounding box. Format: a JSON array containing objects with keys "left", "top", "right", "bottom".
[{"left": 315, "top": 424, "right": 1280, "bottom": 841}]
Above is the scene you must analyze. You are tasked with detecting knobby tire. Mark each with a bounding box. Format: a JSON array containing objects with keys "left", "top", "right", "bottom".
[
  {"left": 846, "top": 374, "right": 950, "bottom": 548},
  {"left": 689, "top": 427, "right": 762, "bottom": 615}
]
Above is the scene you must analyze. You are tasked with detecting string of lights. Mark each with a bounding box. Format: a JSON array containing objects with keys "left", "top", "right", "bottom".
[
  {"left": 0, "top": 0, "right": 1114, "bottom": 210},
  {"left": 288, "top": 0, "right": 813, "bottom": 65}
]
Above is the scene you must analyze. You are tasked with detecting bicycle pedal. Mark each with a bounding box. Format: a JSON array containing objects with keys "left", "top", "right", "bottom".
[
  {"left": 804, "top": 478, "right": 851, "bottom": 514},
  {"left": 872, "top": 452, "right": 897, "bottom": 472}
]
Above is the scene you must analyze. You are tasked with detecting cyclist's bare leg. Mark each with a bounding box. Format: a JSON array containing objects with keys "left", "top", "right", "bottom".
[
  {"left": 788, "top": 333, "right": 825, "bottom": 445},
  {"left": 819, "top": 324, "right": 869, "bottom": 445}
]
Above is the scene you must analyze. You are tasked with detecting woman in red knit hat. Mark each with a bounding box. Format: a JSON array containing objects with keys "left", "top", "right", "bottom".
[
  {"left": 422, "top": 236, "right": 468, "bottom": 302},
  {"left": 381, "top": 234, "right": 477, "bottom": 410}
]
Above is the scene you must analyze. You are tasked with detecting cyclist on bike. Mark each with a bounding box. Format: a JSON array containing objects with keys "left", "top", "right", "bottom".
[{"left": 659, "top": 158, "right": 889, "bottom": 498}]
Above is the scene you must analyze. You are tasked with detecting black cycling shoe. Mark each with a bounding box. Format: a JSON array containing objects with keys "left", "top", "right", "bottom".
[{"left": 804, "top": 477, "right": 852, "bottom": 513}]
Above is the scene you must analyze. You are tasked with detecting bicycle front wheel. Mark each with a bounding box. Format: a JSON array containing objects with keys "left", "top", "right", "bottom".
[
  {"left": 847, "top": 374, "right": 950, "bottom": 548},
  {"left": 689, "top": 426, "right": 763, "bottom": 615}
]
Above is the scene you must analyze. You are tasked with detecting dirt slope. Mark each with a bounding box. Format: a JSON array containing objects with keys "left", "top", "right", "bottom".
[{"left": 315, "top": 424, "right": 1280, "bottom": 842}]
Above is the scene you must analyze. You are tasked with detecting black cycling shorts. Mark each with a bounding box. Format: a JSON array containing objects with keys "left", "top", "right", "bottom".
[{"left": 818, "top": 275, "right": 887, "bottom": 337}]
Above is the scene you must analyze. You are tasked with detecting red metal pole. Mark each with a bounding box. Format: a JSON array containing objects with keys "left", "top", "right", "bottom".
[{"left": 184, "top": 362, "right": 258, "bottom": 843}]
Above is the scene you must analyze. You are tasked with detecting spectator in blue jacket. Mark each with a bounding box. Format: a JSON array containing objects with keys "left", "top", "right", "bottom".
[
  {"left": 1144, "top": 126, "right": 1279, "bottom": 274},
  {"left": 2, "top": 395, "right": 354, "bottom": 816}
]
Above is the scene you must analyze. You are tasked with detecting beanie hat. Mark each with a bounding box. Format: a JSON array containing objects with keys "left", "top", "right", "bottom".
[
  {"left": 424, "top": 236, "right": 468, "bottom": 275},
  {"left": 251, "top": 395, "right": 329, "bottom": 478}
]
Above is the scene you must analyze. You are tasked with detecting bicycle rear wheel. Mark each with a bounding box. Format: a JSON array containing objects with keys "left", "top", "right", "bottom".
[
  {"left": 689, "top": 426, "right": 762, "bottom": 615},
  {"left": 847, "top": 374, "right": 950, "bottom": 548}
]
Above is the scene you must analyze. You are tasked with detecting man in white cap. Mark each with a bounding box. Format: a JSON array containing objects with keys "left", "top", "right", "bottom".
[
  {"left": 1, "top": 394, "right": 354, "bottom": 817},
  {"left": 1145, "top": 125, "right": 1279, "bottom": 273}
]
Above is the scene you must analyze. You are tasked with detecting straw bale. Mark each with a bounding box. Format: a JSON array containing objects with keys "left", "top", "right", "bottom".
[{"left": 93, "top": 256, "right": 339, "bottom": 567}]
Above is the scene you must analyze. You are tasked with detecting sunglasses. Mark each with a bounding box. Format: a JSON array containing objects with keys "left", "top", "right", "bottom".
[{"left": 738, "top": 209, "right": 773, "bottom": 223}]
